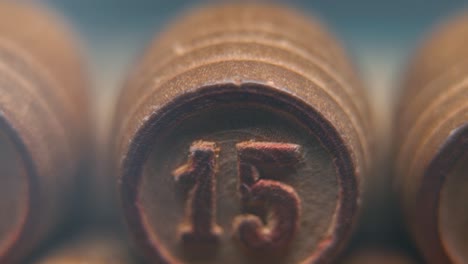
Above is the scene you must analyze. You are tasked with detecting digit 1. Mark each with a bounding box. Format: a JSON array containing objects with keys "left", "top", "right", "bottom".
[
  {"left": 172, "top": 141, "right": 222, "bottom": 245},
  {"left": 233, "top": 141, "right": 302, "bottom": 251}
]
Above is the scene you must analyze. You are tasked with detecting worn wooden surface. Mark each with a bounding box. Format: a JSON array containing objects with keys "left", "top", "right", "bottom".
[
  {"left": 113, "top": 4, "right": 374, "bottom": 264},
  {"left": 395, "top": 13, "right": 468, "bottom": 264},
  {"left": 0, "top": 1, "right": 90, "bottom": 263}
]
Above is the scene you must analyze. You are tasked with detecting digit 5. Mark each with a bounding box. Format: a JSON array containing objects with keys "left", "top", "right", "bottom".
[{"left": 233, "top": 141, "right": 302, "bottom": 251}]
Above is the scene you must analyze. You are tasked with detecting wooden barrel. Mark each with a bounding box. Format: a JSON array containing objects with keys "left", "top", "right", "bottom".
[
  {"left": 113, "top": 4, "right": 374, "bottom": 263},
  {"left": 0, "top": 2, "right": 90, "bottom": 262},
  {"left": 395, "top": 13, "right": 468, "bottom": 264}
]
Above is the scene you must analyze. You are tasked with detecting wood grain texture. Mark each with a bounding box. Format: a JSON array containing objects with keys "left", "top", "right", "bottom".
[
  {"left": 113, "top": 4, "right": 374, "bottom": 264},
  {"left": 0, "top": 1, "right": 90, "bottom": 262},
  {"left": 395, "top": 13, "right": 468, "bottom": 264}
]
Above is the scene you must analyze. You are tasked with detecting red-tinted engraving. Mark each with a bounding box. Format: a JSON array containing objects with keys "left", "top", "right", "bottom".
[
  {"left": 173, "top": 141, "right": 222, "bottom": 245},
  {"left": 233, "top": 141, "right": 302, "bottom": 251}
]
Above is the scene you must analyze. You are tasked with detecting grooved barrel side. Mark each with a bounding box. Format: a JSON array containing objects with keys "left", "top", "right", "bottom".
[
  {"left": 114, "top": 4, "right": 374, "bottom": 264},
  {"left": 395, "top": 14, "right": 468, "bottom": 264},
  {"left": 0, "top": 2, "right": 90, "bottom": 262}
]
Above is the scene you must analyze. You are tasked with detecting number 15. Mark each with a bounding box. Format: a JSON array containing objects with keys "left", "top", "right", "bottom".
[{"left": 173, "top": 140, "right": 302, "bottom": 252}]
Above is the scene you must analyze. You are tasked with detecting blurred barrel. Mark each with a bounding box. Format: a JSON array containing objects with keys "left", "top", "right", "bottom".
[
  {"left": 113, "top": 4, "right": 374, "bottom": 264},
  {"left": 0, "top": 2, "right": 90, "bottom": 262},
  {"left": 395, "top": 13, "right": 468, "bottom": 264}
]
